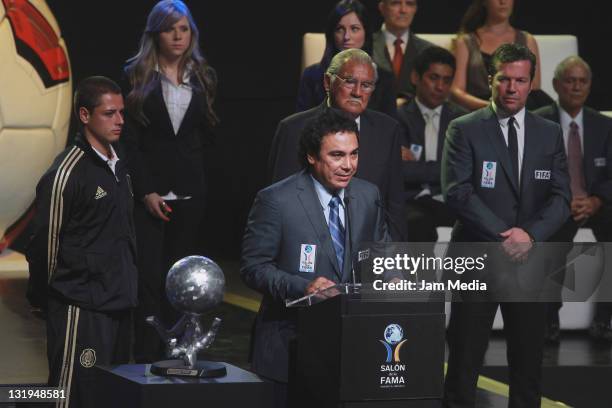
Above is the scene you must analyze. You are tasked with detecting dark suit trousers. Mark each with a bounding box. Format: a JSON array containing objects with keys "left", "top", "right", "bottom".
[
  {"left": 406, "top": 196, "right": 455, "bottom": 242},
  {"left": 444, "top": 301, "right": 546, "bottom": 408},
  {"left": 133, "top": 197, "right": 204, "bottom": 363}
]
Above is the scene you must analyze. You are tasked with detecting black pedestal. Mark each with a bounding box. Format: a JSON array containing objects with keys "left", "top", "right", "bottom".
[
  {"left": 93, "top": 362, "right": 273, "bottom": 408},
  {"left": 295, "top": 291, "right": 446, "bottom": 407},
  {"left": 150, "top": 359, "right": 227, "bottom": 378}
]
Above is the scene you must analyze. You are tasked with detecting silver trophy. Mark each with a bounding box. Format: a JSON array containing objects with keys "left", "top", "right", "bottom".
[{"left": 147, "top": 255, "right": 227, "bottom": 378}]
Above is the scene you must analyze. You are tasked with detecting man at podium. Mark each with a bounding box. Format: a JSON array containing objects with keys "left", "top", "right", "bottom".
[{"left": 241, "top": 108, "right": 389, "bottom": 407}]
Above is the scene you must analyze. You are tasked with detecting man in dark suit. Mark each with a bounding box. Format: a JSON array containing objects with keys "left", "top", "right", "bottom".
[
  {"left": 269, "top": 48, "right": 406, "bottom": 240},
  {"left": 372, "top": 0, "right": 433, "bottom": 101},
  {"left": 243, "top": 109, "right": 389, "bottom": 408},
  {"left": 398, "top": 46, "right": 467, "bottom": 242},
  {"left": 535, "top": 56, "right": 612, "bottom": 344},
  {"left": 441, "top": 44, "right": 571, "bottom": 408}
]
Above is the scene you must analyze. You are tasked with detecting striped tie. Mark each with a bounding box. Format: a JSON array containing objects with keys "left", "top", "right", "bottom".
[{"left": 328, "top": 195, "right": 345, "bottom": 272}]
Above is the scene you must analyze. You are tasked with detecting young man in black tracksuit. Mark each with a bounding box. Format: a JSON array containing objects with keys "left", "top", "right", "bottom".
[{"left": 26, "top": 76, "right": 138, "bottom": 408}]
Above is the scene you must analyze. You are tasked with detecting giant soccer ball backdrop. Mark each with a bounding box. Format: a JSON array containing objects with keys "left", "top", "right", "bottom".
[{"left": 0, "top": 0, "right": 71, "bottom": 251}]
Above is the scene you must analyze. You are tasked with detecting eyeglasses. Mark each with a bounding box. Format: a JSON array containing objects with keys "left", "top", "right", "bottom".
[{"left": 333, "top": 74, "right": 376, "bottom": 93}]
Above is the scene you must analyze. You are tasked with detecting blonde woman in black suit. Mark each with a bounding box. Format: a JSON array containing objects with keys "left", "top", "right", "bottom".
[{"left": 123, "top": 0, "right": 218, "bottom": 363}]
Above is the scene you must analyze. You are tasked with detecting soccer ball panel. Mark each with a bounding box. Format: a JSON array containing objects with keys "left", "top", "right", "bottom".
[
  {"left": 0, "top": 128, "right": 56, "bottom": 237},
  {"left": 0, "top": 21, "right": 58, "bottom": 127},
  {"left": 28, "top": 0, "right": 61, "bottom": 36},
  {"left": 0, "top": 0, "right": 71, "bottom": 246},
  {"left": 52, "top": 38, "right": 72, "bottom": 131},
  {"left": 52, "top": 115, "right": 70, "bottom": 153}
]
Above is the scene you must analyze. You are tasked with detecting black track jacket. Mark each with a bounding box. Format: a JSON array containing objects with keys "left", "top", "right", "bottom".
[{"left": 26, "top": 136, "right": 138, "bottom": 312}]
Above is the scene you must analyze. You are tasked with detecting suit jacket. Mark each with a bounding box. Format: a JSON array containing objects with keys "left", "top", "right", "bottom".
[
  {"left": 240, "top": 171, "right": 389, "bottom": 381},
  {"left": 397, "top": 99, "right": 468, "bottom": 199},
  {"left": 296, "top": 63, "right": 397, "bottom": 118},
  {"left": 268, "top": 104, "right": 407, "bottom": 240},
  {"left": 534, "top": 104, "right": 612, "bottom": 203},
  {"left": 122, "top": 74, "right": 214, "bottom": 199},
  {"left": 372, "top": 31, "right": 433, "bottom": 99},
  {"left": 441, "top": 106, "right": 571, "bottom": 243}
]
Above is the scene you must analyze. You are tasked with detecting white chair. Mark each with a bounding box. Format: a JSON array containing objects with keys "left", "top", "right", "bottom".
[{"left": 301, "top": 33, "right": 578, "bottom": 100}]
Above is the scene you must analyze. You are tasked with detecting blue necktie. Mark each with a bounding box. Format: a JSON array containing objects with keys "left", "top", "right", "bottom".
[{"left": 328, "top": 195, "right": 345, "bottom": 272}]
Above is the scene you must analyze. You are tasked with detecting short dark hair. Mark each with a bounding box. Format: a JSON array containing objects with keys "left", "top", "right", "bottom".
[
  {"left": 73, "top": 76, "right": 122, "bottom": 120},
  {"left": 414, "top": 46, "right": 456, "bottom": 77},
  {"left": 489, "top": 43, "right": 536, "bottom": 80},
  {"left": 298, "top": 108, "right": 359, "bottom": 169}
]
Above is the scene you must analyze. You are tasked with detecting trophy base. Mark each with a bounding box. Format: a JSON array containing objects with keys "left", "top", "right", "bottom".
[{"left": 150, "top": 360, "right": 227, "bottom": 378}]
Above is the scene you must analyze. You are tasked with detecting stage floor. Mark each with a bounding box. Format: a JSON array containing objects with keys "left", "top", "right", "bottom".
[{"left": 1, "top": 254, "right": 610, "bottom": 407}]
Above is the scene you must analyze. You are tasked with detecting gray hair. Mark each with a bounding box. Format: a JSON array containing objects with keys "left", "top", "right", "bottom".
[
  {"left": 325, "top": 48, "right": 379, "bottom": 82},
  {"left": 554, "top": 56, "right": 592, "bottom": 81}
]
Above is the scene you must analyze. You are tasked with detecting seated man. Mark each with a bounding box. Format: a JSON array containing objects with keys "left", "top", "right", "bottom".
[
  {"left": 535, "top": 56, "right": 612, "bottom": 344},
  {"left": 398, "top": 46, "right": 467, "bottom": 242},
  {"left": 372, "top": 0, "right": 433, "bottom": 101},
  {"left": 243, "top": 109, "right": 389, "bottom": 408},
  {"left": 269, "top": 48, "right": 406, "bottom": 240}
]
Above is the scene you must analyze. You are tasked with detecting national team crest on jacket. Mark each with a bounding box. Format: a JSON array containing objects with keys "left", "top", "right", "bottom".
[{"left": 80, "top": 348, "right": 96, "bottom": 368}]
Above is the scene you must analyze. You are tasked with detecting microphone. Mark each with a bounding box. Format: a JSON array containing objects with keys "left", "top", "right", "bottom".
[{"left": 343, "top": 196, "right": 356, "bottom": 285}]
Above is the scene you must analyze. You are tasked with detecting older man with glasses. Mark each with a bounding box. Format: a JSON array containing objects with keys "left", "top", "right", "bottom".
[{"left": 268, "top": 48, "right": 406, "bottom": 240}]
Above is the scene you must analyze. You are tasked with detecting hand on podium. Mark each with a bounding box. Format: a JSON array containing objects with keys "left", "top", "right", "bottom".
[{"left": 305, "top": 277, "right": 339, "bottom": 299}]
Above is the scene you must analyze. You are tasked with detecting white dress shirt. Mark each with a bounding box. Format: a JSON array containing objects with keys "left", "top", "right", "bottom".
[
  {"left": 381, "top": 24, "right": 409, "bottom": 60},
  {"left": 558, "top": 104, "right": 584, "bottom": 156},
  {"left": 311, "top": 176, "right": 346, "bottom": 227},
  {"left": 415, "top": 97, "right": 442, "bottom": 162},
  {"left": 155, "top": 64, "right": 194, "bottom": 200},
  {"left": 492, "top": 102, "right": 526, "bottom": 183},
  {"left": 91, "top": 144, "right": 119, "bottom": 176},
  {"left": 414, "top": 98, "right": 444, "bottom": 200},
  {"left": 156, "top": 65, "right": 193, "bottom": 135}
]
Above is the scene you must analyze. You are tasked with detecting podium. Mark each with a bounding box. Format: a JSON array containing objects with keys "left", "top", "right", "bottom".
[
  {"left": 93, "top": 362, "right": 273, "bottom": 408},
  {"left": 289, "top": 284, "right": 445, "bottom": 408}
]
